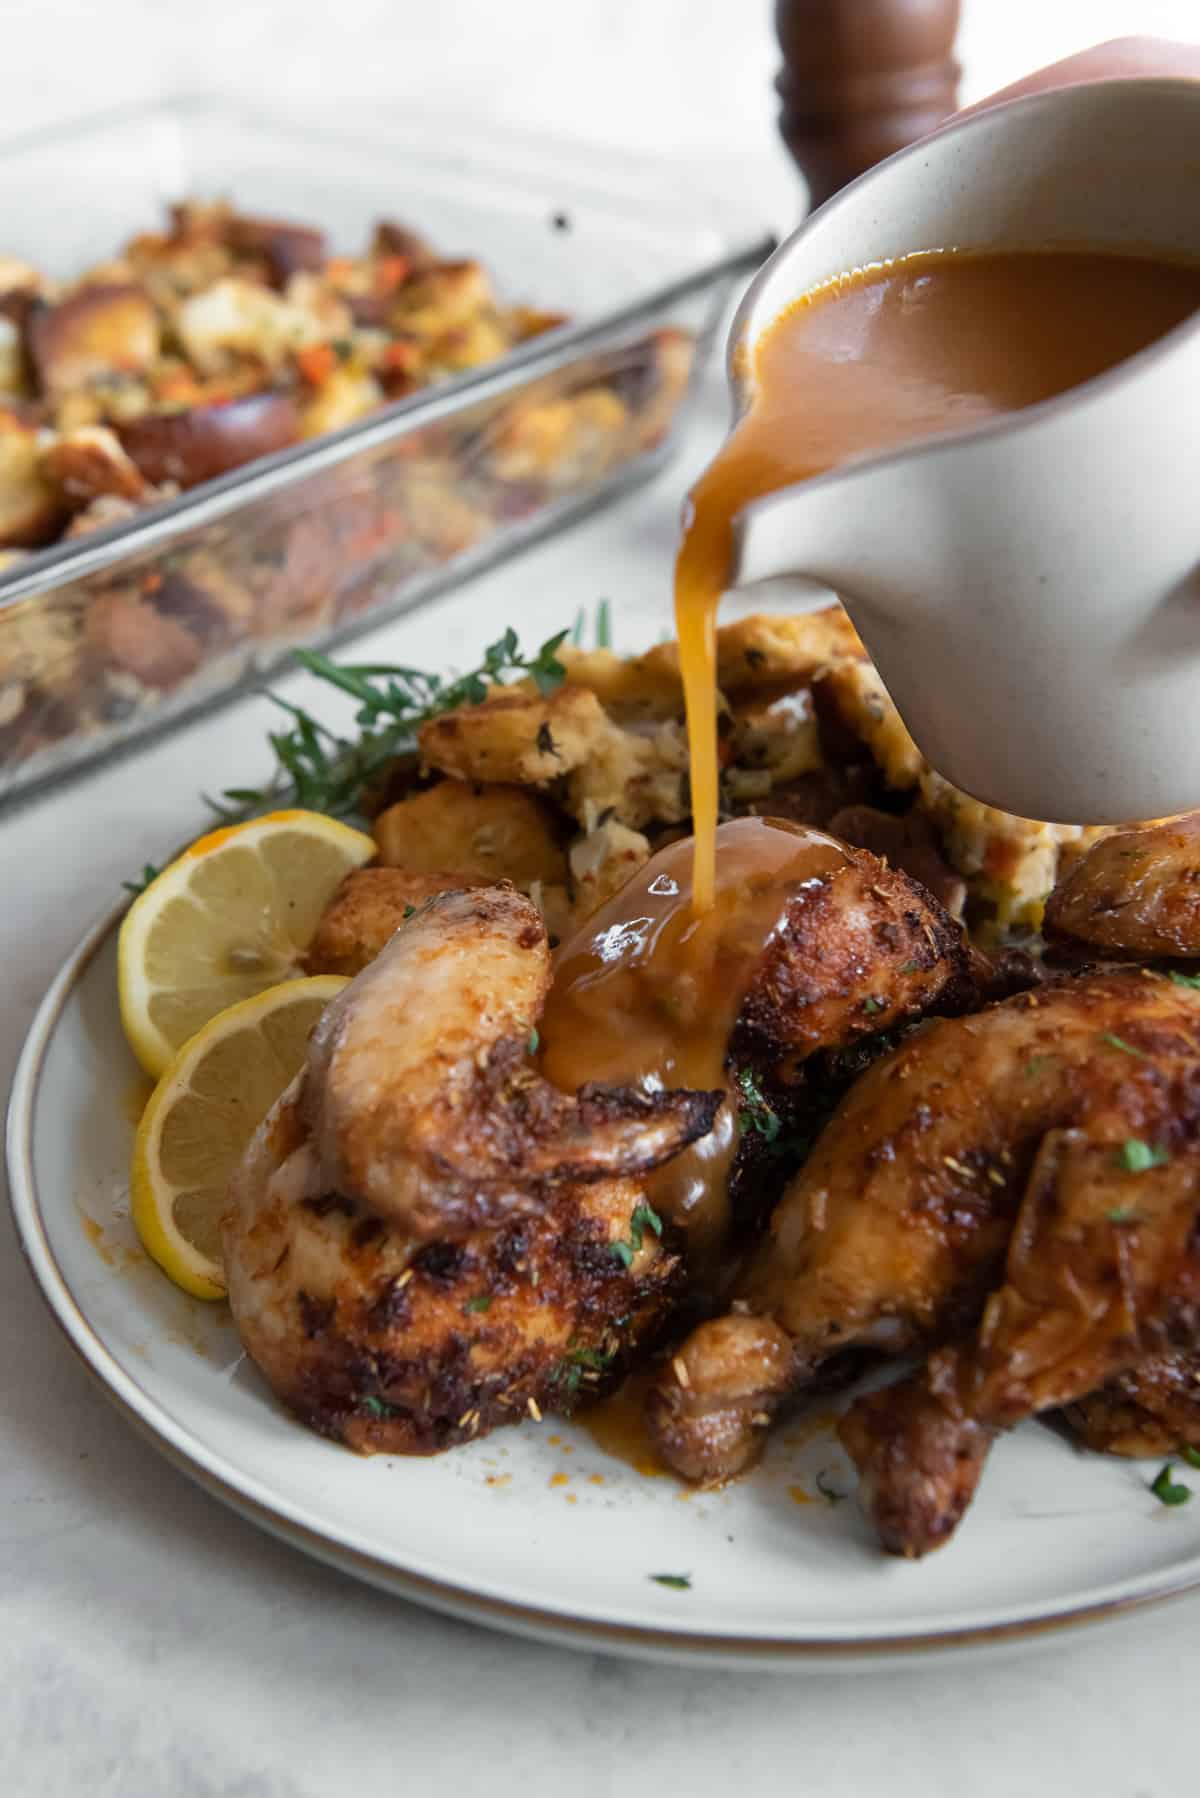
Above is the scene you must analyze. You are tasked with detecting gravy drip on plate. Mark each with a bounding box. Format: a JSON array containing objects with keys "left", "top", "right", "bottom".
[
  {"left": 539, "top": 815, "right": 850, "bottom": 1265},
  {"left": 675, "top": 248, "right": 1200, "bottom": 912}
]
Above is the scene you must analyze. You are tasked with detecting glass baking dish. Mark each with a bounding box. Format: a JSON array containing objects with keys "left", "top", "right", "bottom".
[{"left": 0, "top": 97, "right": 772, "bottom": 804}]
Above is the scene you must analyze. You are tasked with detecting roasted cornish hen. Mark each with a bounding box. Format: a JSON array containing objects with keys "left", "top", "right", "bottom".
[
  {"left": 225, "top": 825, "right": 975, "bottom": 1455},
  {"left": 647, "top": 971, "right": 1200, "bottom": 1487},
  {"left": 647, "top": 809, "right": 1200, "bottom": 1549}
]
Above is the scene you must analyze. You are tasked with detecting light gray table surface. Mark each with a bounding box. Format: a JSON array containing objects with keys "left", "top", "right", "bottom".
[{"left": 2, "top": 365, "right": 1191, "bottom": 1798}]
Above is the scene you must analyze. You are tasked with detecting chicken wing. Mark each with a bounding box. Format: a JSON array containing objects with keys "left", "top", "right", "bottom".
[
  {"left": 840, "top": 1123, "right": 1200, "bottom": 1555},
  {"left": 1044, "top": 813, "right": 1200, "bottom": 960},
  {"left": 648, "top": 971, "right": 1200, "bottom": 1484},
  {"left": 301, "top": 884, "right": 720, "bottom": 1238}
]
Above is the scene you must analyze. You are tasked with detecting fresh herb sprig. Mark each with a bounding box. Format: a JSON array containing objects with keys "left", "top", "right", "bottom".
[
  {"left": 205, "top": 627, "right": 570, "bottom": 823},
  {"left": 1150, "top": 1463, "right": 1193, "bottom": 1506}
]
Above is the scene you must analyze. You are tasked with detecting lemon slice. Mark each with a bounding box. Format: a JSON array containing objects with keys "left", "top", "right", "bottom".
[
  {"left": 131, "top": 975, "right": 348, "bottom": 1298},
  {"left": 118, "top": 809, "right": 373, "bottom": 1078}
]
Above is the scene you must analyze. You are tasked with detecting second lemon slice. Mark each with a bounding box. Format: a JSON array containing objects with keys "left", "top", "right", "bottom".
[
  {"left": 118, "top": 809, "right": 374, "bottom": 1078},
  {"left": 131, "top": 975, "right": 348, "bottom": 1299}
]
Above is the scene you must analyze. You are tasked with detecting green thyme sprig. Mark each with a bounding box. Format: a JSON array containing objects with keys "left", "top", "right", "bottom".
[{"left": 204, "top": 627, "right": 570, "bottom": 823}]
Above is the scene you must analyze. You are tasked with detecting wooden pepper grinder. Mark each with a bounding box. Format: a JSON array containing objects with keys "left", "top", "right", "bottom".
[{"left": 775, "top": 0, "right": 962, "bottom": 211}]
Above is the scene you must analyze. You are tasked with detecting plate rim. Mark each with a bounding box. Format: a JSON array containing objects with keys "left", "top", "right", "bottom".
[{"left": 8, "top": 899, "right": 1200, "bottom": 1670}]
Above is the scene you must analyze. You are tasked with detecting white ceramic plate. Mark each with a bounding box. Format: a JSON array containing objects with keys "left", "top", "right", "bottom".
[{"left": 10, "top": 901, "right": 1200, "bottom": 1670}]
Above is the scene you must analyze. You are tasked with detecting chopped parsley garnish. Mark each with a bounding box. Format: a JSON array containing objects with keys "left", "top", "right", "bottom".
[
  {"left": 402, "top": 903, "right": 417, "bottom": 919},
  {"left": 1025, "top": 1054, "right": 1056, "bottom": 1080},
  {"left": 1099, "top": 1031, "right": 1149, "bottom": 1061},
  {"left": 203, "top": 626, "right": 569, "bottom": 822},
  {"left": 527, "top": 1026, "right": 540, "bottom": 1055},
  {"left": 360, "top": 1395, "right": 395, "bottom": 1419},
  {"left": 1107, "top": 1206, "right": 1140, "bottom": 1225},
  {"left": 1181, "top": 1447, "right": 1200, "bottom": 1470},
  {"left": 1116, "top": 1139, "right": 1170, "bottom": 1174},
  {"left": 862, "top": 996, "right": 885, "bottom": 1015},
  {"left": 816, "top": 1468, "right": 849, "bottom": 1505},
  {"left": 463, "top": 1294, "right": 492, "bottom": 1314},
  {"left": 612, "top": 1201, "right": 664, "bottom": 1267},
  {"left": 735, "top": 1067, "right": 782, "bottom": 1142},
  {"left": 1150, "top": 1463, "right": 1192, "bottom": 1506},
  {"left": 122, "top": 863, "right": 160, "bottom": 896},
  {"left": 898, "top": 960, "right": 922, "bottom": 975},
  {"left": 552, "top": 1341, "right": 617, "bottom": 1398},
  {"left": 649, "top": 1573, "right": 691, "bottom": 1589},
  {"left": 1169, "top": 971, "right": 1200, "bottom": 991}
]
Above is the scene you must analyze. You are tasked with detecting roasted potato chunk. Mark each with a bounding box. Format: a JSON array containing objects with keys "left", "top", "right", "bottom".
[
  {"left": 307, "top": 867, "right": 488, "bottom": 976},
  {"left": 28, "top": 284, "right": 159, "bottom": 396},
  {"left": 374, "top": 781, "right": 566, "bottom": 885},
  {"left": 419, "top": 681, "right": 609, "bottom": 785}
]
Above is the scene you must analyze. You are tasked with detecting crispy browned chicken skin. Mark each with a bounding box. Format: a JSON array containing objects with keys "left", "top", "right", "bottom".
[
  {"left": 648, "top": 971, "right": 1200, "bottom": 1486},
  {"left": 1045, "top": 813, "right": 1200, "bottom": 960},
  {"left": 224, "top": 1086, "right": 683, "bottom": 1454},
  {"left": 1061, "top": 1350, "right": 1200, "bottom": 1458},
  {"left": 840, "top": 1121, "right": 1200, "bottom": 1555}
]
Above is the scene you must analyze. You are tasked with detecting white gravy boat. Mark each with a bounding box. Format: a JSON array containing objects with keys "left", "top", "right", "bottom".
[{"left": 727, "top": 78, "right": 1200, "bottom": 824}]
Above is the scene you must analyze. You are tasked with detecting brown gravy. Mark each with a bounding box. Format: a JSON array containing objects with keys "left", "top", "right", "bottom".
[
  {"left": 676, "top": 249, "right": 1200, "bottom": 911},
  {"left": 539, "top": 816, "right": 850, "bottom": 1260}
]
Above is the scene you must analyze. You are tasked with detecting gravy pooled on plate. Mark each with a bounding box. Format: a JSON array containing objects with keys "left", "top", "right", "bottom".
[{"left": 676, "top": 249, "right": 1200, "bottom": 912}]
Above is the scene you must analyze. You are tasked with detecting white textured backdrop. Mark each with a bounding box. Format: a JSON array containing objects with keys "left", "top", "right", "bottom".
[{"left": 0, "top": 0, "right": 1196, "bottom": 163}]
